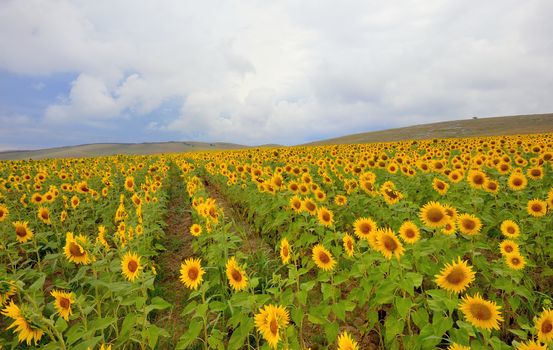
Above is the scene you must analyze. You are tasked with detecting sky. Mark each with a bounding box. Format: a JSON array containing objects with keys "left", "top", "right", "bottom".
[{"left": 1, "top": 0, "right": 553, "bottom": 150}]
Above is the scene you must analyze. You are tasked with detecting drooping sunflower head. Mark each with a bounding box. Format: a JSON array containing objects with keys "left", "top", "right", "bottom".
[
  {"left": 353, "top": 217, "right": 377, "bottom": 239},
  {"left": 536, "top": 309, "right": 553, "bottom": 343},
  {"left": 457, "top": 213, "right": 482, "bottom": 235},
  {"left": 121, "top": 252, "right": 141, "bottom": 282},
  {"left": 1, "top": 300, "right": 45, "bottom": 345},
  {"left": 420, "top": 201, "right": 448, "bottom": 228},
  {"left": 527, "top": 199, "right": 547, "bottom": 217},
  {"left": 190, "top": 224, "right": 202, "bottom": 237},
  {"left": 504, "top": 253, "right": 526, "bottom": 270},
  {"left": 376, "top": 228, "right": 404, "bottom": 260},
  {"left": 279, "top": 238, "right": 291, "bottom": 264},
  {"left": 50, "top": 289, "right": 74, "bottom": 321},
  {"left": 13, "top": 221, "right": 33, "bottom": 243},
  {"left": 317, "top": 207, "right": 334, "bottom": 227},
  {"left": 435, "top": 257, "right": 476, "bottom": 293},
  {"left": 312, "top": 244, "right": 336, "bottom": 271},
  {"left": 0, "top": 280, "right": 18, "bottom": 305},
  {"left": 398, "top": 221, "right": 420, "bottom": 244},
  {"left": 179, "top": 257, "right": 205, "bottom": 290},
  {"left": 342, "top": 234, "right": 355, "bottom": 257},
  {"left": 337, "top": 331, "right": 359, "bottom": 350},
  {"left": 500, "top": 220, "right": 520, "bottom": 238},
  {"left": 226, "top": 257, "right": 248, "bottom": 291},
  {"left": 459, "top": 293, "right": 503, "bottom": 330}
]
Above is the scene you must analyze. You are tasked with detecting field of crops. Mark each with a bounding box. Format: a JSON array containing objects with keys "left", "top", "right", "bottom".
[{"left": 1, "top": 133, "right": 552, "bottom": 350}]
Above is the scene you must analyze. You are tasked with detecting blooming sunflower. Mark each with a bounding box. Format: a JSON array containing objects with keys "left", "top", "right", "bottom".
[
  {"left": 420, "top": 201, "right": 448, "bottom": 228},
  {"left": 467, "top": 170, "right": 487, "bottom": 189},
  {"left": 516, "top": 340, "right": 547, "bottom": 350},
  {"left": 504, "top": 253, "right": 526, "bottom": 270},
  {"left": 312, "top": 244, "right": 336, "bottom": 271},
  {"left": 13, "top": 221, "right": 33, "bottom": 243},
  {"left": 376, "top": 228, "right": 404, "bottom": 260},
  {"left": 499, "top": 240, "right": 519, "bottom": 255},
  {"left": 353, "top": 217, "right": 377, "bottom": 240},
  {"left": 342, "top": 234, "right": 355, "bottom": 257},
  {"left": 254, "top": 304, "right": 289, "bottom": 349},
  {"left": 457, "top": 213, "right": 482, "bottom": 235},
  {"left": 508, "top": 172, "right": 527, "bottom": 191},
  {"left": 70, "top": 195, "right": 80, "bottom": 209},
  {"left": 124, "top": 176, "right": 135, "bottom": 191},
  {"left": 0, "top": 204, "right": 8, "bottom": 222},
  {"left": 500, "top": 220, "right": 520, "bottom": 238},
  {"left": 448, "top": 343, "right": 471, "bottom": 350},
  {"left": 317, "top": 207, "right": 334, "bottom": 227},
  {"left": 121, "top": 252, "right": 142, "bottom": 282},
  {"left": 226, "top": 257, "right": 248, "bottom": 291},
  {"left": 435, "top": 257, "right": 476, "bottom": 293},
  {"left": 302, "top": 198, "right": 317, "bottom": 215},
  {"left": 337, "top": 331, "right": 359, "bottom": 350},
  {"left": 441, "top": 219, "right": 456, "bottom": 235},
  {"left": 37, "top": 206, "right": 51, "bottom": 225},
  {"left": 179, "top": 258, "right": 205, "bottom": 290},
  {"left": 1, "top": 301, "right": 44, "bottom": 345},
  {"left": 289, "top": 196, "right": 303, "bottom": 213},
  {"left": 398, "top": 221, "right": 420, "bottom": 244},
  {"left": 190, "top": 224, "right": 202, "bottom": 237},
  {"left": 280, "top": 238, "right": 291, "bottom": 264},
  {"left": 527, "top": 199, "right": 547, "bottom": 217},
  {"left": 50, "top": 289, "right": 74, "bottom": 321},
  {"left": 64, "top": 232, "right": 92, "bottom": 265},
  {"left": 334, "top": 195, "right": 347, "bottom": 206},
  {"left": 459, "top": 293, "right": 503, "bottom": 330},
  {"left": 536, "top": 309, "right": 553, "bottom": 343},
  {"left": 0, "top": 280, "right": 17, "bottom": 305},
  {"left": 432, "top": 178, "right": 449, "bottom": 195}
]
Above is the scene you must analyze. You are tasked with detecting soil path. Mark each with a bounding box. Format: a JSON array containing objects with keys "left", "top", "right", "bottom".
[{"left": 154, "top": 165, "right": 195, "bottom": 347}]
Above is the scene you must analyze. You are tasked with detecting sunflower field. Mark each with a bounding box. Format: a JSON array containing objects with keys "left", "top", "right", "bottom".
[{"left": 1, "top": 133, "right": 552, "bottom": 350}]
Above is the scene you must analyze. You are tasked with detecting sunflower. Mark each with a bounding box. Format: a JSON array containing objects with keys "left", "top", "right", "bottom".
[
  {"left": 96, "top": 226, "right": 110, "bottom": 251},
  {"left": 121, "top": 252, "right": 142, "bottom": 282},
  {"left": 337, "top": 331, "right": 359, "bottom": 350},
  {"left": 1, "top": 301, "right": 44, "bottom": 345},
  {"left": 254, "top": 304, "right": 289, "bottom": 349},
  {"left": 499, "top": 240, "right": 519, "bottom": 255},
  {"left": 0, "top": 280, "right": 17, "bottom": 305},
  {"left": 302, "top": 198, "right": 317, "bottom": 215},
  {"left": 443, "top": 205, "right": 458, "bottom": 220},
  {"left": 435, "top": 257, "right": 476, "bottom": 293},
  {"left": 441, "top": 219, "right": 456, "bottom": 235},
  {"left": 50, "top": 289, "right": 74, "bottom": 321},
  {"left": 505, "top": 253, "right": 526, "bottom": 270},
  {"left": 124, "top": 176, "right": 135, "bottom": 191},
  {"left": 179, "top": 258, "right": 205, "bottom": 290},
  {"left": 527, "top": 199, "right": 547, "bottom": 217},
  {"left": 226, "top": 257, "right": 248, "bottom": 291},
  {"left": 432, "top": 178, "right": 449, "bottom": 195},
  {"left": 334, "top": 195, "right": 347, "bottom": 206},
  {"left": 64, "top": 232, "right": 92, "bottom": 265},
  {"left": 484, "top": 179, "right": 500, "bottom": 194},
  {"left": 13, "top": 221, "right": 33, "bottom": 243},
  {"left": 500, "top": 220, "right": 520, "bottom": 238},
  {"left": 280, "top": 238, "right": 291, "bottom": 264},
  {"left": 547, "top": 188, "right": 553, "bottom": 209},
  {"left": 376, "top": 228, "right": 404, "bottom": 260},
  {"left": 70, "top": 195, "right": 80, "bottom": 209},
  {"left": 467, "top": 170, "right": 487, "bottom": 189},
  {"left": 536, "top": 309, "right": 553, "bottom": 342},
  {"left": 353, "top": 217, "right": 377, "bottom": 240},
  {"left": 447, "top": 343, "right": 470, "bottom": 350},
  {"left": 317, "top": 207, "right": 334, "bottom": 227},
  {"left": 289, "top": 196, "right": 303, "bottom": 213},
  {"left": 419, "top": 201, "right": 448, "bottom": 228},
  {"left": 190, "top": 224, "right": 202, "bottom": 237},
  {"left": 343, "top": 234, "right": 355, "bottom": 257},
  {"left": 0, "top": 204, "right": 8, "bottom": 222},
  {"left": 31, "top": 193, "right": 43, "bottom": 204},
  {"left": 516, "top": 340, "right": 547, "bottom": 350},
  {"left": 508, "top": 172, "right": 527, "bottom": 191},
  {"left": 459, "top": 293, "right": 503, "bottom": 330},
  {"left": 457, "top": 213, "right": 482, "bottom": 235},
  {"left": 312, "top": 244, "right": 336, "bottom": 271},
  {"left": 37, "top": 206, "right": 51, "bottom": 225},
  {"left": 399, "top": 221, "right": 420, "bottom": 244}
]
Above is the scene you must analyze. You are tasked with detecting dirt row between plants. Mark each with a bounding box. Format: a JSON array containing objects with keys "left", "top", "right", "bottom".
[{"left": 153, "top": 166, "right": 195, "bottom": 347}]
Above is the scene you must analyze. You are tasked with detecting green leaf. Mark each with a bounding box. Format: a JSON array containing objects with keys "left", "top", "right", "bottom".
[
  {"left": 176, "top": 319, "right": 203, "bottom": 349},
  {"left": 411, "top": 308, "right": 428, "bottom": 329},
  {"left": 54, "top": 317, "right": 68, "bottom": 333},
  {"left": 395, "top": 297, "right": 412, "bottom": 319},
  {"left": 324, "top": 322, "right": 339, "bottom": 343},
  {"left": 120, "top": 313, "right": 137, "bottom": 338},
  {"left": 384, "top": 316, "right": 404, "bottom": 344}
]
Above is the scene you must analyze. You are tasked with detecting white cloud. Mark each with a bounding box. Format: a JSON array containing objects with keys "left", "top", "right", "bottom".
[{"left": 1, "top": 0, "right": 553, "bottom": 145}]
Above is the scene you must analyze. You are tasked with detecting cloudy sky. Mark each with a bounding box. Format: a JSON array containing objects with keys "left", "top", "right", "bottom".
[{"left": 1, "top": 0, "right": 552, "bottom": 150}]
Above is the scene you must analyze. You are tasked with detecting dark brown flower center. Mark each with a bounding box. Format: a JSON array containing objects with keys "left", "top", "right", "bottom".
[
  {"left": 270, "top": 317, "right": 278, "bottom": 336},
  {"left": 318, "top": 251, "right": 330, "bottom": 264},
  {"left": 531, "top": 204, "right": 542, "bottom": 212},
  {"left": 383, "top": 235, "right": 398, "bottom": 251},
  {"left": 69, "top": 242, "right": 85, "bottom": 257},
  {"left": 469, "top": 303, "right": 492, "bottom": 321},
  {"left": 128, "top": 260, "right": 138, "bottom": 273},
  {"left": 542, "top": 320, "right": 553, "bottom": 334},
  {"left": 507, "top": 226, "right": 515, "bottom": 234},
  {"left": 404, "top": 229, "right": 415, "bottom": 238},
  {"left": 446, "top": 267, "right": 465, "bottom": 284},
  {"left": 231, "top": 268, "right": 242, "bottom": 282},
  {"left": 188, "top": 267, "right": 199, "bottom": 280},
  {"left": 462, "top": 219, "right": 476, "bottom": 230},
  {"left": 473, "top": 175, "right": 484, "bottom": 185},
  {"left": 59, "top": 297, "right": 70, "bottom": 309},
  {"left": 16, "top": 226, "right": 27, "bottom": 237},
  {"left": 427, "top": 208, "right": 444, "bottom": 223},
  {"left": 359, "top": 222, "right": 372, "bottom": 234}
]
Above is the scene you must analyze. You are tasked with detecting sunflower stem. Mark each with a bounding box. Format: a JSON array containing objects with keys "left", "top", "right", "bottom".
[{"left": 201, "top": 288, "right": 208, "bottom": 350}]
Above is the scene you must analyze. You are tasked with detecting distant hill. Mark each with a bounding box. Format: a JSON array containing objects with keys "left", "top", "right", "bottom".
[
  {"left": 307, "top": 113, "right": 553, "bottom": 145},
  {"left": 0, "top": 141, "right": 248, "bottom": 161}
]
